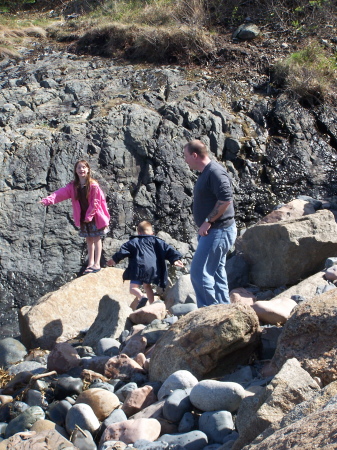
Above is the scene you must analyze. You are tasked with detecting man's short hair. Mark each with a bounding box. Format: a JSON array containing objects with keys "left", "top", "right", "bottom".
[
  {"left": 137, "top": 220, "right": 153, "bottom": 234},
  {"left": 184, "top": 139, "right": 208, "bottom": 157}
]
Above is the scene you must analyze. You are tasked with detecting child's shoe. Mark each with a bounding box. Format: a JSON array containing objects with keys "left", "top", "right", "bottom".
[{"left": 136, "top": 297, "right": 148, "bottom": 309}]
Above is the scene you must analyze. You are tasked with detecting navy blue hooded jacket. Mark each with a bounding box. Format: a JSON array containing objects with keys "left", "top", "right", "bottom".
[{"left": 112, "top": 235, "right": 183, "bottom": 288}]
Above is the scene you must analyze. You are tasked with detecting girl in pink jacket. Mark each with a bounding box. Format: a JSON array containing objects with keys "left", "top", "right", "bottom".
[{"left": 40, "top": 160, "right": 110, "bottom": 274}]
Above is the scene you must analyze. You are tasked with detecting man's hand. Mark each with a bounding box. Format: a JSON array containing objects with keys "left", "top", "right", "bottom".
[
  {"left": 198, "top": 221, "right": 212, "bottom": 237},
  {"left": 106, "top": 259, "right": 116, "bottom": 267}
]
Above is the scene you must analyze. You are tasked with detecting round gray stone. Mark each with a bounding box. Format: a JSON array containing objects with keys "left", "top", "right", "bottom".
[
  {"left": 190, "top": 380, "right": 245, "bottom": 412},
  {"left": 0, "top": 338, "right": 27, "bottom": 370},
  {"left": 199, "top": 410, "right": 234, "bottom": 443},
  {"left": 157, "top": 370, "right": 199, "bottom": 400},
  {"left": 65, "top": 403, "right": 100, "bottom": 434},
  {"left": 163, "top": 388, "right": 192, "bottom": 423},
  {"left": 158, "top": 430, "right": 208, "bottom": 450}
]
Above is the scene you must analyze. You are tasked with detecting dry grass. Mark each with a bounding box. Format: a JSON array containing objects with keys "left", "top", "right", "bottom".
[
  {"left": 274, "top": 41, "right": 337, "bottom": 104},
  {"left": 74, "top": 22, "right": 215, "bottom": 63},
  {"left": 0, "top": 24, "right": 46, "bottom": 58}
]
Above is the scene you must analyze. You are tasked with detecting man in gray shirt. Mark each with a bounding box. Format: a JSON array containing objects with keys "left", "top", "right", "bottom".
[{"left": 184, "top": 139, "right": 237, "bottom": 307}]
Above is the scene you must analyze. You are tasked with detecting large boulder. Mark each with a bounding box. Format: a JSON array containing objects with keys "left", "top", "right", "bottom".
[
  {"left": 233, "top": 358, "right": 320, "bottom": 449},
  {"left": 273, "top": 270, "right": 329, "bottom": 301},
  {"left": 239, "top": 209, "right": 337, "bottom": 287},
  {"left": 18, "top": 268, "right": 133, "bottom": 350},
  {"left": 257, "top": 199, "right": 316, "bottom": 224},
  {"left": 246, "top": 409, "right": 337, "bottom": 449},
  {"left": 149, "top": 304, "right": 260, "bottom": 382},
  {"left": 270, "top": 288, "right": 337, "bottom": 386},
  {"left": 252, "top": 380, "right": 337, "bottom": 445}
]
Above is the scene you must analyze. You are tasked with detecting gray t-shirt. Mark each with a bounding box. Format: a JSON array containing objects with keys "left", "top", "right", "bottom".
[{"left": 193, "top": 160, "right": 235, "bottom": 228}]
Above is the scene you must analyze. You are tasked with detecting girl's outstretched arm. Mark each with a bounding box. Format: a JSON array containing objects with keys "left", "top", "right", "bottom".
[{"left": 40, "top": 183, "right": 73, "bottom": 206}]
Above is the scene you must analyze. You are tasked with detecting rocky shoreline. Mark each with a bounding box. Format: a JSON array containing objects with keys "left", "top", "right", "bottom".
[{"left": 1, "top": 198, "right": 337, "bottom": 448}]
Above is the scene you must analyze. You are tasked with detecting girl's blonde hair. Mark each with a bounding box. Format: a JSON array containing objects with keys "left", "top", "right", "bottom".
[{"left": 73, "top": 160, "right": 96, "bottom": 199}]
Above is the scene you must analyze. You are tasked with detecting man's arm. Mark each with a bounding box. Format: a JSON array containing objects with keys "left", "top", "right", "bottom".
[{"left": 198, "top": 200, "right": 232, "bottom": 237}]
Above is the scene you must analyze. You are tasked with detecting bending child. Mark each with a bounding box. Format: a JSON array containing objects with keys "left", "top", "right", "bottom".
[
  {"left": 107, "top": 221, "right": 184, "bottom": 307},
  {"left": 40, "top": 159, "right": 110, "bottom": 274}
]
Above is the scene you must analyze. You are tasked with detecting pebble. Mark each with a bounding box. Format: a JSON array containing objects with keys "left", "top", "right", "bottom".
[
  {"left": 70, "top": 427, "right": 97, "bottom": 449},
  {"left": 8, "top": 361, "right": 46, "bottom": 376},
  {"left": 0, "top": 338, "right": 27, "bottom": 369},
  {"left": 158, "top": 430, "right": 208, "bottom": 449},
  {"left": 97, "top": 338, "right": 121, "bottom": 357},
  {"left": 157, "top": 370, "right": 198, "bottom": 400},
  {"left": 100, "top": 418, "right": 161, "bottom": 445},
  {"left": 65, "top": 403, "right": 100, "bottom": 435},
  {"left": 74, "top": 388, "right": 120, "bottom": 421},
  {"left": 169, "top": 303, "right": 197, "bottom": 317},
  {"left": 122, "top": 385, "right": 157, "bottom": 417},
  {"left": 47, "top": 343, "right": 81, "bottom": 374},
  {"left": 53, "top": 376, "right": 84, "bottom": 400},
  {"left": 47, "top": 399, "right": 72, "bottom": 426},
  {"left": 115, "top": 382, "right": 138, "bottom": 402},
  {"left": 178, "top": 412, "right": 196, "bottom": 433},
  {"left": 190, "top": 380, "right": 245, "bottom": 412},
  {"left": 5, "top": 405, "right": 45, "bottom": 438},
  {"left": 163, "top": 388, "right": 192, "bottom": 423},
  {"left": 199, "top": 410, "right": 234, "bottom": 443}
]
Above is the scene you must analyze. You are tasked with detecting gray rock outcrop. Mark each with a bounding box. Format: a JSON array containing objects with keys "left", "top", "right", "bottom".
[{"left": 2, "top": 49, "right": 337, "bottom": 338}]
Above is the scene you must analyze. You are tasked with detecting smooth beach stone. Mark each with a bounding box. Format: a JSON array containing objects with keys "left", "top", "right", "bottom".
[
  {"left": 5, "top": 405, "right": 45, "bottom": 438},
  {"left": 199, "top": 411, "right": 234, "bottom": 443},
  {"left": 157, "top": 371, "right": 199, "bottom": 400},
  {"left": 8, "top": 361, "right": 46, "bottom": 376},
  {"left": 89, "top": 380, "right": 115, "bottom": 393},
  {"left": 140, "top": 321, "right": 171, "bottom": 346},
  {"left": 47, "top": 343, "right": 81, "bottom": 374},
  {"left": 96, "top": 338, "right": 121, "bottom": 357},
  {"left": 204, "top": 445, "right": 222, "bottom": 450},
  {"left": 100, "top": 409, "right": 128, "bottom": 437},
  {"left": 100, "top": 418, "right": 161, "bottom": 445},
  {"left": 178, "top": 412, "right": 196, "bottom": 433},
  {"left": 65, "top": 403, "right": 100, "bottom": 435},
  {"left": 122, "top": 385, "right": 157, "bottom": 417},
  {"left": 158, "top": 430, "right": 208, "bottom": 450},
  {"left": 71, "top": 428, "right": 96, "bottom": 450},
  {"left": 24, "top": 389, "right": 48, "bottom": 408},
  {"left": 169, "top": 304, "right": 197, "bottom": 317},
  {"left": 163, "top": 389, "right": 192, "bottom": 423},
  {"left": 47, "top": 400, "right": 72, "bottom": 427},
  {"left": 0, "top": 396, "right": 13, "bottom": 405},
  {"left": 9, "top": 401, "right": 29, "bottom": 419},
  {"left": 75, "top": 388, "right": 120, "bottom": 421},
  {"left": 0, "top": 338, "right": 27, "bottom": 369},
  {"left": 115, "top": 382, "right": 138, "bottom": 402},
  {"left": 54, "top": 376, "right": 84, "bottom": 400},
  {"left": 30, "top": 418, "right": 68, "bottom": 438},
  {"left": 190, "top": 380, "right": 245, "bottom": 412}
]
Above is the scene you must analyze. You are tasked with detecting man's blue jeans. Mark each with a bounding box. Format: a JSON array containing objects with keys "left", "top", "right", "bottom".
[{"left": 190, "top": 222, "right": 237, "bottom": 307}]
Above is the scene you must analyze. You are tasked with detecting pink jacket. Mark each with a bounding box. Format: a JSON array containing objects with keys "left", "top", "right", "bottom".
[{"left": 41, "top": 182, "right": 110, "bottom": 229}]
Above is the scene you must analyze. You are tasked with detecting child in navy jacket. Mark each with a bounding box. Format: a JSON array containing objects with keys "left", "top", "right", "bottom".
[{"left": 107, "top": 221, "right": 184, "bottom": 307}]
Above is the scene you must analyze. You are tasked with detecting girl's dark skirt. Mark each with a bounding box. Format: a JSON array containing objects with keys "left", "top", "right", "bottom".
[{"left": 79, "top": 220, "right": 109, "bottom": 238}]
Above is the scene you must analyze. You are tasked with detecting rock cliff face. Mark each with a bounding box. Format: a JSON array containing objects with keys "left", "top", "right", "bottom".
[{"left": 1, "top": 50, "right": 337, "bottom": 337}]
